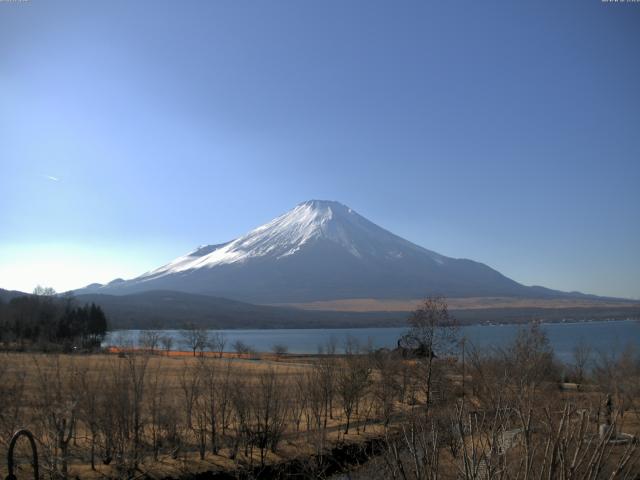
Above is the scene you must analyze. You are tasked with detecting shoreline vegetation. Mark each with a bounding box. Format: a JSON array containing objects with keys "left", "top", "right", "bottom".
[
  {"left": 107, "top": 316, "right": 639, "bottom": 333},
  {"left": 0, "top": 298, "right": 638, "bottom": 479},
  {"left": 0, "top": 287, "right": 108, "bottom": 353}
]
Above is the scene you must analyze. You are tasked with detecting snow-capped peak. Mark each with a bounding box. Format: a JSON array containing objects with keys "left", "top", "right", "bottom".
[{"left": 136, "top": 200, "right": 445, "bottom": 282}]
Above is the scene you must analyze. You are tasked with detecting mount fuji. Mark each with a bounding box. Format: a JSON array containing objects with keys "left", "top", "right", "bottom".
[{"left": 77, "top": 200, "right": 575, "bottom": 303}]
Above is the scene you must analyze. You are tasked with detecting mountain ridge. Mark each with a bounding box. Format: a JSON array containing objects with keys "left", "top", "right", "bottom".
[{"left": 74, "top": 200, "right": 602, "bottom": 303}]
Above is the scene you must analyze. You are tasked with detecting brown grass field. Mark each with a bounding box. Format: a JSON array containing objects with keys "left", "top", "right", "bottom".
[
  {"left": 1, "top": 339, "right": 639, "bottom": 479},
  {"left": 0, "top": 351, "right": 393, "bottom": 479},
  {"left": 276, "top": 296, "right": 640, "bottom": 312}
]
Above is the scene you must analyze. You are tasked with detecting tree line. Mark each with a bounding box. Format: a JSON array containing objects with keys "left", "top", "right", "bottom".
[{"left": 0, "top": 287, "right": 108, "bottom": 350}]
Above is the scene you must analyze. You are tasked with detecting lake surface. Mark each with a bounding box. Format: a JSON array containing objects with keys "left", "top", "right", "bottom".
[{"left": 105, "top": 320, "right": 639, "bottom": 363}]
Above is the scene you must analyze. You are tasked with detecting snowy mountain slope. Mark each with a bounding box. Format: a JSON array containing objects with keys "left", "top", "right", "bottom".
[
  {"left": 76, "top": 200, "right": 576, "bottom": 303},
  {"left": 138, "top": 200, "right": 445, "bottom": 280}
]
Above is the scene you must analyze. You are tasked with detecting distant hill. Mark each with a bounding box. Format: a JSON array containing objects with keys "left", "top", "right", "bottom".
[
  {"left": 75, "top": 200, "right": 606, "bottom": 304},
  {"left": 0, "top": 288, "right": 28, "bottom": 303},
  {"left": 75, "top": 290, "right": 406, "bottom": 329},
  {"left": 76, "top": 290, "right": 640, "bottom": 330}
]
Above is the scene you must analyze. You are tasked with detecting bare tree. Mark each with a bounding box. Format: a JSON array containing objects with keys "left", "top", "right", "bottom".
[
  {"left": 146, "top": 358, "right": 167, "bottom": 461},
  {"left": 383, "top": 406, "right": 442, "bottom": 480},
  {"left": 372, "top": 351, "right": 402, "bottom": 427},
  {"left": 594, "top": 343, "right": 640, "bottom": 424},
  {"left": 157, "top": 399, "right": 182, "bottom": 460},
  {"left": 572, "top": 338, "right": 592, "bottom": 384},
  {"left": 250, "top": 368, "right": 288, "bottom": 466},
  {"left": 160, "top": 335, "right": 173, "bottom": 354},
  {"left": 181, "top": 324, "right": 209, "bottom": 356},
  {"left": 229, "top": 375, "right": 250, "bottom": 460},
  {"left": 97, "top": 354, "right": 150, "bottom": 472},
  {"left": 96, "top": 358, "right": 120, "bottom": 467},
  {"left": 233, "top": 339, "right": 252, "bottom": 355},
  {"left": 192, "top": 363, "right": 209, "bottom": 460},
  {"left": 271, "top": 343, "right": 288, "bottom": 356},
  {"left": 139, "top": 330, "right": 161, "bottom": 354},
  {"left": 201, "top": 358, "right": 223, "bottom": 454},
  {"left": 337, "top": 345, "right": 372, "bottom": 434},
  {"left": 33, "top": 285, "right": 57, "bottom": 297},
  {"left": 316, "top": 356, "right": 337, "bottom": 429},
  {"left": 289, "top": 371, "right": 308, "bottom": 435},
  {"left": 78, "top": 364, "right": 103, "bottom": 470},
  {"left": 126, "top": 353, "right": 149, "bottom": 469},
  {"left": 32, "top": 355, "right": 80, "bottom": 477},
  {"left": 210, "top": 331, "right": 227, "bottom": 358},
  {"left": 303, "top": 366, "right": 330, "bottom": 466},
  {"left": 178, "top": 360, "right": 202, "bottom": 431},
  {"left": 399, "top": 297, "right": 457, "bottom": 407}
]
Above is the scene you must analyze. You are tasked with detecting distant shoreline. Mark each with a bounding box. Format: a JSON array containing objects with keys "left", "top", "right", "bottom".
[
  {"left": 274, "top": 296, "right": 640, "bottom": 312},
  {"left": 106, "top": 317, "right": 639, "bottom": 332}
]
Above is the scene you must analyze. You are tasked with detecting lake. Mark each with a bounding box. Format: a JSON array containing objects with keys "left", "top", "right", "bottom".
[{"left": 105, "top": 319, "right": 640, "bottom": 363}]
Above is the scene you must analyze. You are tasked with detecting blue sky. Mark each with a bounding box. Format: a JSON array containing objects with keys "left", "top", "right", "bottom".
[{"left": 1, "top": 0, "right": 639, "bottom": 298}]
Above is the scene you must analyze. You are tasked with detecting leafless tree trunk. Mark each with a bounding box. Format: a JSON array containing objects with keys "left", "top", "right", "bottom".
[
  {"left": 400, "top": 297, "right": 457, "bottom": 410},
  {"left": 181, "top": 323, "right": 209, "bottom": 357},
  {"left": 251, "top": 368, "right": 288, "bottom": 466},
  {"left": 337, "top": 347, "right": 371, "bottom": 434},
  {"left": 32, "top": 355, "right": 80, "bottom": 478},
  {"left": 78, "top": 364, "right": 103, "bottom": 470},
  {"left": 139, "top": 330, "right": 161, "bottom": 354},
  {"left": 210, "top": 331, "right": 227, "bottom": 358},
  {"left": 126, "top": 352, "right": 149, "bottom": 470},
  {"left": 160, "top": 335, "right": 173, "bottom": 354},
  {"left": 146, "top": 358, "right": 167, "bottom": 461}
]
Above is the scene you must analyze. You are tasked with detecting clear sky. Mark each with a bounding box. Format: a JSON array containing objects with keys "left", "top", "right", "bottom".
[{"left": 1, "top": 1, "right": 639, "bottom": 299}]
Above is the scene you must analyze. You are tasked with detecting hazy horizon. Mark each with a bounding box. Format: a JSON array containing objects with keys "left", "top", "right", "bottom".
[{"left": 1, "top": 1, "right": 639, "bottom": 299}]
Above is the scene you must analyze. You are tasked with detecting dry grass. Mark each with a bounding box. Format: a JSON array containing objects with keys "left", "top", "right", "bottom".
[
  {"left": 1, "top": 348, "right": 639, "bottom": 479},
  {"left": 275, "top": 296, "right": 640, "bottom": 312},
  {"left": 0, "top": 351, "right": 394, "bottom": 479}
]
